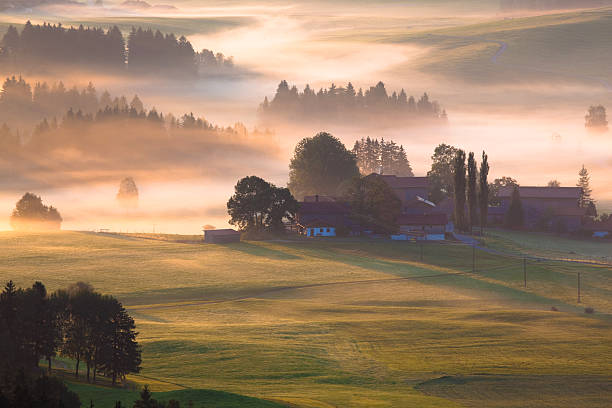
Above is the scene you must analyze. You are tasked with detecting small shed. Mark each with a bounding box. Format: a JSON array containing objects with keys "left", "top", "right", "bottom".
[
  {"left": 203, "top": 229, "right": 241, "bottom": 243},
  {"left": 398, "top": 213, "right": 448, "bottom": 240}
]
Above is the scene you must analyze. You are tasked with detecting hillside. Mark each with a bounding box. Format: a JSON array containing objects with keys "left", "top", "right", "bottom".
[
  {"left": 2, "top": 231, "right": 612, "bottom": 407},
  {"left": 388, "top": 8, "right": 612, "bottom": 86}
]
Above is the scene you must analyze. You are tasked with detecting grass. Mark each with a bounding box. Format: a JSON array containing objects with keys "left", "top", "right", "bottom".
[
  {"left": 2, "top": 231, "right": 612, "bottom": 407},
  {"left": 66, "top": 381, "right": 287, "bottom": 408}
]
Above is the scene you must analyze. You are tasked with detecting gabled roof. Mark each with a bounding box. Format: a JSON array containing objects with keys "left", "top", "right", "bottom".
[
  {"left": 499, "top": 186, "right": 581, "bottom": 199},
  {"left": 302, "top": 219, "right": 336, "bottom": 228},
  {"left": 203, "top": 229, "right": 241, "bottom": 236},
  {"left": 298, "top": 201, "right": 350, "bottom": 215},
  {"left": 398, "top": 213, "right": 448, "bottom": 226},
  {"left": 379, "top": 175, "right": 429, "bottom": 189}
]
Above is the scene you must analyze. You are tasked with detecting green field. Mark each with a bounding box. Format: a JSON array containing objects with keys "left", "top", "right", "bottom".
[{"left": 2, "top": 231, "right": 612, "bottom": 407}]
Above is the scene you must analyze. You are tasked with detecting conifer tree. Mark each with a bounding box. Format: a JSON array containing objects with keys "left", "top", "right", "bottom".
[
  {"left": 577, "top": 165, "right": 594, "bottom": 210},
  {"left": 467, "top": 152, "right": 478, "bottom": 233},
  {"left": 453, "top": 150, "right": 467, "bottom": 232},
  {"left": 478, "top": 151, "right": 489, "bottom": 232}
]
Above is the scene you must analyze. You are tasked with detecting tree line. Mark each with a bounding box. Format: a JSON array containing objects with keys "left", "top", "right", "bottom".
[
  {"left": 0, "top": 22, "right": 235, "bottom": 77},
  {"left": 352, "top": 137, "right": 413, "bottom": 177},
  {"left": 0, "top": 76, "right": 148, "bottom": 131},
  {"left": 0, "top": 280, "right": 141, "bottom": 384},
  {"left": 0, "top": 280, "right": 141, "bottom": 406},
  {"left": 259, "top": 80, "right": 447, "bottom": 125}
]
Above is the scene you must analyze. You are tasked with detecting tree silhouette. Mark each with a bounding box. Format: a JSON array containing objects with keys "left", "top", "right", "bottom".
[
  {"left": 453, "top": 150, "right": 467, "bottom": 232},
  {"left": 288, "top": 132, "right": 359, "bottom": 200},
  {"left": 259, "top": 80, "right": 446, "bottom": 125},
  {"left": 585, "top": 105, "right": 608, "bottom": 131},
  {"left": 117, "top": 177, "right": 139, "bottom": 209},
  {"left": 577, "top": 165, "right": 594, "bottom": 209},
  {"left": 227, "top": 176, "right": 297, "bottom": 233},
  {"left": 467, "top": 152, "right": 478, "bottom": 233},
  {"left": 10, "top": 192, "right": 62, "bottom": 231},
  {"left": 427, "top": 144, "right": 459, "bottom": 203},
  {"left": 478, "top": 151, "right": 489, "bottom": 231}
]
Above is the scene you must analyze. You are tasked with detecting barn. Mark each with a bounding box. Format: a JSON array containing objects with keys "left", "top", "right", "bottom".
[{"left": 203, "top": 229, "right": 241, "bottom": 243}]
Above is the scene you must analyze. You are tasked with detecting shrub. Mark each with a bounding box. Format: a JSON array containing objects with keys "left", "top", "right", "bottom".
[{"left": 585, "top": 307, "right": 595, "bottom": 314}]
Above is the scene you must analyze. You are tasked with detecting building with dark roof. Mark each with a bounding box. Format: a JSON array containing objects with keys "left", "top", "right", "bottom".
[
  {"left": 379, "top": 175, "right": 429, "bottom": 213},
  {"left": 295, "top": 197, "right": 356, "bottom": 236},
  {"left": 497, "top": 186, "right": 585, "bottom": 231},
  {"left": 203, "top": 229, "right": 241, "bottom": 243}
]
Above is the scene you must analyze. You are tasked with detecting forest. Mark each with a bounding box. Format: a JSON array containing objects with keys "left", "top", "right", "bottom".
[
  {"left": 0, "top": 22, "right": 235, "bottom": 77},
  {"left": 0, "top": 77, "right": 274, "bottom": 188},
  {"left": 259, "top": 80, "right": 447, "bottom": 126}
]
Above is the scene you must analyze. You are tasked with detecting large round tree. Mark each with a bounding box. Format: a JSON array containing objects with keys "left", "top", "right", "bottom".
[{"left": 288, "top": 132, "right": 359, "bottom": 200}]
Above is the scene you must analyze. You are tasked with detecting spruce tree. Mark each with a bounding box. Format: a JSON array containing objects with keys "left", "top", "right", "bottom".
[{"left": 577, "top": 165, "right": 594, "bottom": 209}]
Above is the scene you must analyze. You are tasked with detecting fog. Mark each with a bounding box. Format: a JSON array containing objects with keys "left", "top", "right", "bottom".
[{"left": 1, "top": 0, "right": 611, "bottom": 233}]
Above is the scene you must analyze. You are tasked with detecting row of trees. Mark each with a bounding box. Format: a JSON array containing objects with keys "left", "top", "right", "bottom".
[
  {"left": 352, "top": 137, "right": 413, "bottom": 177},
  {"left": 452, "top": 150, "right": 490, "bottom": 232},
  {"left": 0, "top": 280, "right": 141, "bottom": 385},
  {"left": 259, "top": 81, "right": 447, "bottom": 125},
  {"left": 0, "top": 22, "right": 235, "bottom": 77}
]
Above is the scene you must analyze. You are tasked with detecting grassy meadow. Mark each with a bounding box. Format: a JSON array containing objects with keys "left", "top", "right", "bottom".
[{"left": 2, "top": 230, "right": 612, "bottom": 407}]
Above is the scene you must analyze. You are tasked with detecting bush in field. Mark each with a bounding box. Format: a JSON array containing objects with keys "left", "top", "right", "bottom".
[{"left": 9, "top": 192, "right": 62, "bottom": 230}]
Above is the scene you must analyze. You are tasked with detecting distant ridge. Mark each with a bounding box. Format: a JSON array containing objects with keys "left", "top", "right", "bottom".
[{"left": 501, "top": 0, "right": 612, "bottom": 10}]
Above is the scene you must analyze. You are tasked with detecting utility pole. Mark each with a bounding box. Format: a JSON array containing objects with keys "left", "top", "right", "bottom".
[
  {"left": 578, "top": 272, "right": 581, "bottom": 303},
  {"left": 523, "top": 258, "right": 527, "bottom": 288}
]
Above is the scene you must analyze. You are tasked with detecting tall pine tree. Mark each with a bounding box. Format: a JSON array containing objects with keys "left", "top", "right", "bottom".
[
  {"left": 453, "top": 150, "right": 467, "bottom": 232},
  {"left": 467, "top": 152, "right": 478, "bottom": 233},
  {"left": 478, "top": 151, "right": 489, "bottom": 232}
]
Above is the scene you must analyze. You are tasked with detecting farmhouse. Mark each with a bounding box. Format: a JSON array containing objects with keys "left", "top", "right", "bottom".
[
  {"left": 497, "top": 186, "right": 585, "bottom": 231},
  {"left": 295, "top": 197, "right": 354, "bottom": 236},
  {"left": 203, "top": 228, "right": 241, "bottom": 243},
  {"left": 379, "top": 175, "right": 429, "bottom": 213},
  {"left": 584, "top": 218, "right": 612, "bottom": 238}
]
